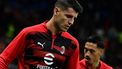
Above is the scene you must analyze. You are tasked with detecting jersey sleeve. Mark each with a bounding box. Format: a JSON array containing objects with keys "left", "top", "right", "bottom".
[
  {"left": 66, "top": 39, "right": 80, "bottom": 69},
  {"left": 0, "top": 28, "right": 27, "bottom": 68}
]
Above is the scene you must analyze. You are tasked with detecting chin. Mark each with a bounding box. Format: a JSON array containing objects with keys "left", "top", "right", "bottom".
[
  {"left": 63, "top": 30, "right": 68, "bottom": 32},
  {"left": 86, "top": 61, "right": 92, "bottom": 65},
  {"left": 85, "top": 59, "right": 91, "bottom": 64},
  {"left": 61, "top": 29, "right": 68, "bottom": 32}
]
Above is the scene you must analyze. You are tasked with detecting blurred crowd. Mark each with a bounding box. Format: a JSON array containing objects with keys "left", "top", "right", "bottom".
[{"left": 0, "top": 0, "right": 122, "bottom": 69}]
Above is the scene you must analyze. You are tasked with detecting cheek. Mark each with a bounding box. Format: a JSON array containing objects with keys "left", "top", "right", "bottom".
[
  {"left": 61, "top": 18, "right": 68, "bottom": 23},
  {"left": 59, "top": 19, "right": 68, "bottom": 27},
  {"left": 57, "top": 16, "right": 67, "bottom": 23},
  {"left": 88, "top": 53, "right": 96, "bottom": 58},
  {"left": 92, "top": 53, "right": 100, "bottom": 61},
  {"left": 90, "top": 54, "right": 95, "bottom": 59},
  {"left": 59, "top": 14, "right": 68, "bottom": 22}
]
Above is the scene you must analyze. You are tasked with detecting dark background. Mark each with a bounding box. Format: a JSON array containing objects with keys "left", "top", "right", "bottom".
[{"left": 0, "top": 0, "right": 122, "bottom": 69}]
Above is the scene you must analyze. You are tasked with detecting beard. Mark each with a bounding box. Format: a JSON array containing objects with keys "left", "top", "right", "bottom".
[
  {"left": 85, "top": 56, "right": 91, "bottom": 62},
  {"left": 85, "top": 56, "right": 92, "bottom": 65},
  {"left": 55, "top": 22, "right": 68, "bottom": 32}
]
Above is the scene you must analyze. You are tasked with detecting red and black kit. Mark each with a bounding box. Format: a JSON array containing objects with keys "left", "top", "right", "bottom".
[{"left": 0, "top": 21, "right": 80, "bottom": 69}]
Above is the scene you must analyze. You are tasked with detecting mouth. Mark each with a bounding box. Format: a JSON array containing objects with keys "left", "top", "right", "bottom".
[
  {"left": 64, "top": 25, "right": 70, "bottom": 29},
  {"left": 85, "top": 56, "right": 91, "bottom": 61},
  {"left": 65, "top": 24, "right": 70, "bottom": 27}
]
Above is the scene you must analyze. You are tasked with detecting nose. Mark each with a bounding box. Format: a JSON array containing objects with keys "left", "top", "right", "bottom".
[
  {"left": 85, "top": 50, "right": 91, "bottom": 56},
  {"left": 68, "top": 18, "right": 74, "bottom": 25},
  {"left": 85, "top": 56, "right": 90, "bottom": 60}
]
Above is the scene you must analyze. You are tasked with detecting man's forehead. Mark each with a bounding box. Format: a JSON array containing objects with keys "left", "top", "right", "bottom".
[
  {"left": 85, "top": 42, "right": 97, "bottom": 49},
  {"left": 63, "top": 8, "right": 78, "bottom": 17},
  {"left": 66, "top": 7, "right": 77, "bottom": 12}
]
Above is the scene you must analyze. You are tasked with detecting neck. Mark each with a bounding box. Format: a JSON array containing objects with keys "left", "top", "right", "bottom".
[
  {"left": 46, "top": 17, "right": 57, "bottom": 35},
  {"left": 87, "top": 60, "right": 100, "bottom": 69},
  {"left": 93, "top": 60, "right": 99, "bottom": 68}
]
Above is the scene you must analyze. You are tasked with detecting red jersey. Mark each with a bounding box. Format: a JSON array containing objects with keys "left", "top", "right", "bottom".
[
  {"left": 0, "top": 21, "right": 80, "bottom": 69},
  {"left": 79, "top": 59, "right": 113, "bottom": 69}
]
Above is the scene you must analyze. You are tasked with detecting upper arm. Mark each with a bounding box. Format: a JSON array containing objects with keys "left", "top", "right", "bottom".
[{"left": 66, "top": 39, "right": 80, "bottom": 69}]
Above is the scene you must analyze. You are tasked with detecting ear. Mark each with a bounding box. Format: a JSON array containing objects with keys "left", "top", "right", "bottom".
[
  {"left": 54, "top": 7, "right": 60, "bottom": 15},
  {"left": 99, "top": 49, "right": 104, "bottom": 56}
]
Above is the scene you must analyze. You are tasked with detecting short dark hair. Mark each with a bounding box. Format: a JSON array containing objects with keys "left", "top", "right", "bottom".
[
  {"left": 55, "top": 0, "right": 83, "bottom": 13},
  {"left": 86, "top": 35, "right": 104, "bottom": 49}
]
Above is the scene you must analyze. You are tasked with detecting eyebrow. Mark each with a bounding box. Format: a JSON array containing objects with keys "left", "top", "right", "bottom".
[
  {"left": 86, "top": 43, "right": 97, "bottom": 47},
  {"left": 84, "top": 47, "right": 95, "bottom": 52},
  {"left": 65, "top": 14, "right": 78, "bottom": 19}
]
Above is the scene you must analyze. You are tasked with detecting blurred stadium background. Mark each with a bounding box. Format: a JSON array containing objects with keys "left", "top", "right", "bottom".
[{"left": 0, "top": 0, "right": 122, "bottom": 69}]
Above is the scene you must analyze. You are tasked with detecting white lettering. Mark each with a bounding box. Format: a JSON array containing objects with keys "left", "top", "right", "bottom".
[{"left": 36, "top": 64, "right": 58, "bottom": 69}]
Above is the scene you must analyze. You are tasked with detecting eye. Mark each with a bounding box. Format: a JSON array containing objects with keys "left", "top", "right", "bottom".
[
  {"left": 65, "top": 14, "right": 73, "bottom": 18},
  {"left": 84, "top": 48, "right": 88, "bottom": 53},
  {"left": 90, "top": 49, "right": 95, "bottom": 53}
]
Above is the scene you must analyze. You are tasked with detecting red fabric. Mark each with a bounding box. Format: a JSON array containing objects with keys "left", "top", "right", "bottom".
[
  {"left": 79, "top": 59, "right": 113, "bottom": 69},
  {"left": 0, "top": 21, "right": 80, "bottom": 69}
]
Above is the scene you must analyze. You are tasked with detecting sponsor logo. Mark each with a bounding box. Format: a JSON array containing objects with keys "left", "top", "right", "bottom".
[
  {"left": 37, "top": 42, "right": 45, "bottom": 48},
  {"left": 44, "top": 53, "right": 55, "bottom": 65},
  {"left": 36, "top": 53, "right": 58, "bottom": 69},
  {"left": 60, "top": 46, "right": 65, "bottom": 54}
]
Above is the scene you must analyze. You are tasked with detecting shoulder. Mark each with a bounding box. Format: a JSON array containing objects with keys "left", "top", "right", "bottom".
[
  {"left": 100, "top": 60, "right": 113, "bottom": 69},
  {"left": 79, "top": 59, "right": 86, "bottom": 69},
  {"left": 62, "top": 32, "right": 78, "bottom": 42},
  {"left": 21, "top": 22, "right": 47, "bottom": 34},
  {"left": 24, "top": 23, "right": 45, "bottom": 32},
  {"left": 80, "top": 59, "right": 86, "bottom": 64}
]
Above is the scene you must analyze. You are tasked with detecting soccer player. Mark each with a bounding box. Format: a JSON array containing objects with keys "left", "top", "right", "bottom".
[
  {"left": 79, "top": 35, "right": 113, "bottom": 69},
  {"left": 0, "top": 0, "right": 83, "bottom": 69}
]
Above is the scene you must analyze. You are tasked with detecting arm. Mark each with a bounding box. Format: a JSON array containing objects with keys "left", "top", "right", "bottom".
[
  {"left": 66, "top": 40, "right": 80, "bottom": 69},
  {"left": 0, "top": 28, "right": 27, "bottom": 68}
]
